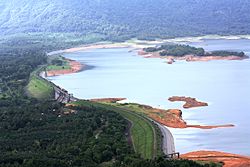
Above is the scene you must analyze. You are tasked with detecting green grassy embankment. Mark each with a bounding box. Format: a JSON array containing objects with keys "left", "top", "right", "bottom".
[
  {"left": 71, "top": 100, "right": 162, "bottom": 159},
  {"left": 46, "top": 55, "right": 71, "bottom": 71},
  {"left": 26, "top": 67, "right": 54, "bottom": 100},
  {"left": 110, "top": 102, "right": 164, "bottom": 157},
  {"left": 26, "top": 55, "right": 69, "bottom": 100},
  {"left": 117, "top": 108, "right": 156, "bottom": 159}
]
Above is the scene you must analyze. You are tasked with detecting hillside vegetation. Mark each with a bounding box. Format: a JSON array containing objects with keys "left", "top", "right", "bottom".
[{"left": 1, "top": 0, "right": 250, "bottom": 40}]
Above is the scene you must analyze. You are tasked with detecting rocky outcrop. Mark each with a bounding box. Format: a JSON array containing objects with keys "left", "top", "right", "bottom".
[
  {"left": 115, "top": 103, "right": 234, "bottom": 129},
  {"left": 168, "top": 109, "right": 182, "bottom": 117},
  {"left": 147, "top": 108, "right": 234, "bottom": 129},
  {"left": 168, "top": 96, "right": 208, "bottom": 109},
  {"left": 148, "top": 109, "right": 187, "bottom": 128}
]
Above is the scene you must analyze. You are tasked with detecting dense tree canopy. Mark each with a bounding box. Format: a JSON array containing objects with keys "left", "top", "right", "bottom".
[{"left": 1, "top": 0, "right": 250, "bottom": 40}]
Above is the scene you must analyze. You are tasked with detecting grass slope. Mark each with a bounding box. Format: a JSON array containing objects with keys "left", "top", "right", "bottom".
[
  {"left": 26, "top": 68, "right": 54, "bottom": 100},
  {"left": 116, "top": 109, "right": 155, "bottom": 159},
  {"left": 26, "top": 76, "right": 53, "bottom": 100}
]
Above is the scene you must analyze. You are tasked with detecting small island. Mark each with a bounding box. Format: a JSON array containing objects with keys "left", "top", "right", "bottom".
[
  {"left": 168, "top": 96, "right": 208, "bottom": 109},
  {"left": 140, "top": 44, "right": 248, "bottom": 63}
]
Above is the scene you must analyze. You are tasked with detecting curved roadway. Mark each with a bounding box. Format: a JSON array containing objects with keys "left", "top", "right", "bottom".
[{"left": 154, "top": 121, "right": 176, "bottom": 155}]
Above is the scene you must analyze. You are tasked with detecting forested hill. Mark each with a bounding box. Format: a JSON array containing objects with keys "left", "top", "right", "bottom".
[{"left": 1, "top": 0, "right": 250, "bottom": 40}]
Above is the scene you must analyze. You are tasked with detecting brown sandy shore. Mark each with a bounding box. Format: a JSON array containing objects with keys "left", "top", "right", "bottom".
[
  {"left": 181, "top": 151, "right": 250, "bottom": 167},
  {"left": 46, "top": 43, "right": 145, "bottom": 77},
  {"left": 46, "top": 42, "right": 150, "bottom": 76},
  {"left": 138, "top": 50, "right": 248, "bottom": 63},
  {"left": 147, "top": 107, "right": 234, "bottom": 129},
  {"left": 48, "top": 42, "right": 248, "bottom": 67},
  {"left": 63, "top": 42, "right": 149, "bottom": 53},
  {"left": 89, "top": 98, "right": 234, "bottom": 129},
  {"left": 46, "top": 59, "right": 84, "bottom": 77}
]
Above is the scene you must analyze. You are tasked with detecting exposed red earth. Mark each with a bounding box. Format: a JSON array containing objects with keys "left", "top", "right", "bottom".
[
  {"left": 147, "top": 108, "right": 234, "bottom": 129},
  {"left": 87, "top": 99, "right": 232, "bottom": 129},
  {"left": 168, "top": 96, "right": 208, "bottom": 109},
  {"left": 181, "top": 151, "right": 250, "bottom": 167},
  {"left": 46, "top": 59, "right": 83, "bottom": 77},
  {"left": 87, "top": 97, "right": 234, "bottom": 129}
]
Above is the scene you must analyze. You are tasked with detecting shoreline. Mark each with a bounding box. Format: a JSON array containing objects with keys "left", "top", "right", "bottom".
[
  {"left": 46, "top": 35, "right": 250, "bottom": 64},
  {"left": 138, "top": 50, "right": 248, "bottom": 63},
  {"left": 46, "top": 58, "right": 84, "bottom": 77},
  {"left": 89, "top": 98, "right": 235, "bottom": 130},
  {"left": 46, "top": 34, "right": 250, "bottom": 55},
  {"left": 45, "top": 37, "right": 250, "bottom": 166},
  {"left": 64, "top": 43, "right": 132, "bottom": 53}
]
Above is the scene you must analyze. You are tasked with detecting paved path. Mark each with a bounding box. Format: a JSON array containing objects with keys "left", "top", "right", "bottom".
[
  {"left": 154, "top": 121, "right": 175, "bottom": 155},
  {"left": 40, "top": 71, "right": 78, "bottom": 103}
]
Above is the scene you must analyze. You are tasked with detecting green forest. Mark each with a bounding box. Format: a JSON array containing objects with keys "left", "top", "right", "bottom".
[{"left": 1, "top": 0, "right": 250, "bottom": 41}]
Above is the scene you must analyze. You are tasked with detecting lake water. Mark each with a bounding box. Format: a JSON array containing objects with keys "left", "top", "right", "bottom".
[{"left": 48, "top": 39, "right": 250, "bottom": 155}]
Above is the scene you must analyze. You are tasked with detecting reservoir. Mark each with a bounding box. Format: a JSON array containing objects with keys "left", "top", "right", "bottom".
[{"left": 48, "top": 39, "right": 250, "bottom": 155}]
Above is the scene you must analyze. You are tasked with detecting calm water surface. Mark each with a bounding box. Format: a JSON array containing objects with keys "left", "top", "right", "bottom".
[{"left": 48, "top": 39, "right": 250, "bottom": 155}]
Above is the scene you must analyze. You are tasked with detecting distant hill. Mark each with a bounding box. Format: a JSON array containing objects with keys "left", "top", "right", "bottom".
[{"left": 1, "top": 0, "right": 250, "bottom": 40}]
